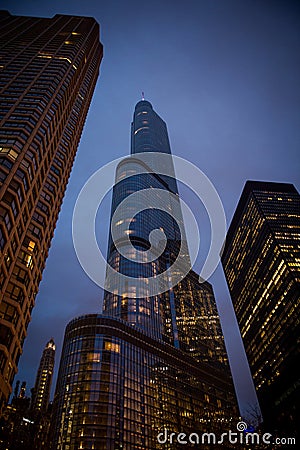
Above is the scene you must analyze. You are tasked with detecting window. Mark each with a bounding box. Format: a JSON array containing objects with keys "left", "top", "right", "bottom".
[
  {"left": 28, "top": 223, "right": 42, "bottom": 238},
  {"left": 4, "top": 250, "right": 12, "bottom": 270},
  {"left": 25, "top": 238, "right": 36, "bottom": 253},
  {"left": 0, "top": 302, "right": 18, "bottom": 326},
  {"left": 0, "top": 227, "right": 6, "bottom": 250},
  {"left": 44, "top": 180, "right": 55, "bottom": 193},
  {"left": 2, "top": 192, "right": 18, "bottom": 217},
  {"left": 0, "top": 157, "right": 13, "bottom": 170},
  {"left": 10, "top": 180, "right": 24, "bottom": 204},
  {"left": 104, "top": 341, "right": 120, "bottom": 353},
  {"left": 50, "top": 164, "right": 60, "bottom": 176},
  {"left": 16, "top": 169, "right": 28, "bottom": 191},
  {"left": 20, "top": 159, "right": 33, "bottom": 180},
  {"left": 40, "top": 190, "right": 52, "bottom": 203},
  {"left": 0, "top": 206, "right": 12, "bottom": 232},
  {"left": 37, "top": 201, "right": 49, "bottom": 215},
  {"left": 6, "top": 282, "right": 25, "bottom": 304},
  {"left": 25, "top": 150, "right": 37, "bottom": 170},
  {"left": 0, "top": 324, "right": 13, "bottom": 349},
  {"left": 0, "top": 147, "right": 19, "bottom": 161},
  {"left": 12, "top": 265, "right": 29, "bottom": 287},
  {"left": 32, "top": 211, "right": 44, "bottom": 225},
  {"left": 0, "top": 169, "right": 7, "bottom": 183}
]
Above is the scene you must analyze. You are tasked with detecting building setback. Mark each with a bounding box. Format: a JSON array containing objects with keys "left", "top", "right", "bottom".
[
  {"left": 52, "top": 100, "right": 238, "bottom": 449},
  {"left": 0, "top": 10, "right": 103, "bottom": 409},
  {"left": 221, "top": 180, "right": 300, "bottom": 436}
]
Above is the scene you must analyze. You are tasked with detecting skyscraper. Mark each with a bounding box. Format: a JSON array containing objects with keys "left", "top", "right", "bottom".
[
  {"left": 0, "top": 11, "right": 103, "bottom": 409},
  {"left": 52, "top": 100, "right": 238, "bottom": 449},
  {"left": 104, "top": 100, "right": 228, "bottom": 367},
  {"left": 221, "top": 180, "right": 300, "bottom": 435},
  {"left": 31, "top": 338, "right": 55, "bottom": 414}
]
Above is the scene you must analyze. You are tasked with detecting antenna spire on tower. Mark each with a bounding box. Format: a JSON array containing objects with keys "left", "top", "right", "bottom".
[{"left": 141, "top": 91, "right": 145, "bottom": 101}]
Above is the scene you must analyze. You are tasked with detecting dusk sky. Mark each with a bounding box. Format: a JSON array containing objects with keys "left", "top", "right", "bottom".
[{"left": 2, "top": 0, "right": 300, "bottom": 418}]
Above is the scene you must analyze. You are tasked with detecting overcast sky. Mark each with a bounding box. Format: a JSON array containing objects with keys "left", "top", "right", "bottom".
[{"left": 2, "top": 0, "right": 300, "bottom": 418}]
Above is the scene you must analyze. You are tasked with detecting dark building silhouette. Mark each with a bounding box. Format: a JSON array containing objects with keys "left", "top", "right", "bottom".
[
  {"left": 0, "top": 10, "right": 103, "bottom": 409},
  {"left": 221, "top": 180, "right": 300, "bottom": 437},
  {"left": 0, "top": 340, "right": 55, "bottom": 449},
  {"left": 0, "top": 381, "right": 33, "bottom": 449},
  {"left": 52, "top": 100, "right": 238, "bottom": 449}
]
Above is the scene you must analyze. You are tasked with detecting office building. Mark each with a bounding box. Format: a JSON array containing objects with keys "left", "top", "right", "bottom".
[
  {"left": 221, "top": 180, "right": 300, "bottom": 435},
  {"left": 0, "top": 10, "right": 103, "bottom": 409},
  {"left": 52, "top": 100, "right": 238, "bottom": 449}
]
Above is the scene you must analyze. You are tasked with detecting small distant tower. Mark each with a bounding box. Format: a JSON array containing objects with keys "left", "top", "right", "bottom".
[
  {"left": 19, "top": 381, "right": 26, "bottom": 399},
  {"left": 31, "top": 339, "right": 55, "bottom": 414}
]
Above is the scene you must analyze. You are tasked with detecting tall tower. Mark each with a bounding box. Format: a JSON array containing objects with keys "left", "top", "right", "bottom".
[
  {"left": 52, "top": 100, "right": 238, "bottom": 450},
  {"left": 31, "top": 338, "right": 55, "bottom": 414},
  {"left": 104, "top": 99, "right": 227, "bottom": 366},
  {"left": 0, "top": 11, "right": 103, "bottom": 408},
  {"left": 221, "top": 180, "right": 300, "bottom": 435}
]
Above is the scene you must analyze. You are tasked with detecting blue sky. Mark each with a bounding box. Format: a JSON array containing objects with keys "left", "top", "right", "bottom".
[{"left": 2, "top": 0, "right": 300, "bottom": 418}]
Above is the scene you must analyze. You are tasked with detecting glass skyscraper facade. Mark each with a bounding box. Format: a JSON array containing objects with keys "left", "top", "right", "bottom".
[
  {"left": 52, "top": 315, "right": 235, "bottom": 450},
  {"left": 52, "top": 100, "right": 238, "bottom": 449},
  {"left": 221, "top": 180, "right": 300, "bottom": 436},
  {"left": 0, "top": 11, "right": 103, "bottom": 409}
]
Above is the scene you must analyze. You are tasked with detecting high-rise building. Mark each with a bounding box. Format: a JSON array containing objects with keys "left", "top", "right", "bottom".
[
  {"left": 31, "top": 338, "right": 55, "bottom": 414},
  {"left": 52, "top": 100, "right": 238, "bottom": 449},
  {"left": 0, "top": 10, "right": 103, "bottom": 409},
  {"left": 221, "top": 180, "right": 300, "bottom": 435}
]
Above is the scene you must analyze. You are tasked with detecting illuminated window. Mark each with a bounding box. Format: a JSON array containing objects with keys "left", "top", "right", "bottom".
[
  {"left": 105, "top": 341, "right": 120, "bottom": 353},
  {"left": 87, "top": 352, "right": 101, "bottom": 363},
  {"left": 0, "top": 147, "right": 18, "bottom": 161},
  {"left": 27, "top": 240, "right": 35, "bottom": 252}
]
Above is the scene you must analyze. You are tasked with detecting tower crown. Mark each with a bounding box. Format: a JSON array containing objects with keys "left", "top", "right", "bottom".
[
  {"left": 134, "top": 99, "right": 153, "bottom": 111},
  {"left": 46, "top": 339, "right": 56, "bottom": 351}
]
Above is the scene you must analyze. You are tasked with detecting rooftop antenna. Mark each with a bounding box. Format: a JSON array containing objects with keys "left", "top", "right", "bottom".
[{"left": 141, "top": 91, "right": 145, "bottom": 101}]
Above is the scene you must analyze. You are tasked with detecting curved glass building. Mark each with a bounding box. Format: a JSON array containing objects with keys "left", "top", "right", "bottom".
[{"left": 52, "top": 315, "right": 235, "bottom": 449}]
